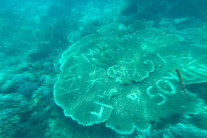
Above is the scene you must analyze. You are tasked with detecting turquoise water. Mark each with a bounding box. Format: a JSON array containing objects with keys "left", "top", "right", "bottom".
[{"left": 1, "top": 0, "right": 207, "bottom": 137}]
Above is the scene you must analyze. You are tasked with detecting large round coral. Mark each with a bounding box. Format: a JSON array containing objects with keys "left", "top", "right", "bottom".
[{"left": 54, "top": 23, "right": 206, "bottom": 134}]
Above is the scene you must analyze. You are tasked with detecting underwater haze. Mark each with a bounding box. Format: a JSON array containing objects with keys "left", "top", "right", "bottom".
[{"left": 1, "top": 0, "right": 207, "bottom": 137}]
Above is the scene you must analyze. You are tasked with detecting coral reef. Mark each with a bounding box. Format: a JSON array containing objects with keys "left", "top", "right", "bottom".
[
  {"left": 1, "top": 0, "right": 207, "bottom": 137},
  {"left": 0, "top": 93, "right": 30, "bottom": 137}
]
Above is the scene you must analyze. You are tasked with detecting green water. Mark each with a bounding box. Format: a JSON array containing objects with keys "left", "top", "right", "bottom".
[{"left": 0, "top": 0, "right": 207, "bottom": 137}]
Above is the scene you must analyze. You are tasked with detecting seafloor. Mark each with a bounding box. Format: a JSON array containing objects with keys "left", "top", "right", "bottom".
[{"left": 0, "top": 0, "right": 207, "bottom": 138}]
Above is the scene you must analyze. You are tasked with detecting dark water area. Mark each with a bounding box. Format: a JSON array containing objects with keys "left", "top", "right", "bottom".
[{"left": 0, "top": 0, "right": 207, "bottom": 137}]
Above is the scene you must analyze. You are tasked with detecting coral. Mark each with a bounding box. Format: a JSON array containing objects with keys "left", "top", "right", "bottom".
[
  {"left": 0, "top": 93, "right": 29, "bottom": 137},
  {"left": 1, "top": 72, "right": 35, "bottom": 92},
  {"left": 139, "top": 123, "right": 207, "bottom": 138},
  {"left": 17, "top": 81, "right": 38, "bottom": 97},
  {"left": 54, "top": 22, "right": 206, "bottom": 134},
  {"left": 107, "top": 59, "right": 154, "bottom": 84}
]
